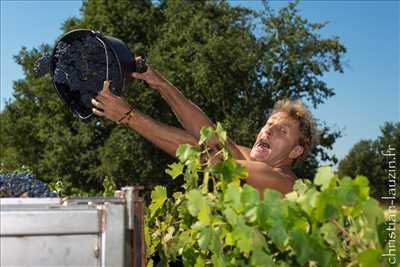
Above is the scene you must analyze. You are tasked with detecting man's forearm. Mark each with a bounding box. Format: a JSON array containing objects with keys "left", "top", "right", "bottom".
[
  {"left": 122, "top": 110, "right": 198, "bottom": 157},
  {"left": 154, "top": 80, "right": 214, "bottom": 139},
  {"left": 154, "top": 80, "right": 249, "bottom": 160}
]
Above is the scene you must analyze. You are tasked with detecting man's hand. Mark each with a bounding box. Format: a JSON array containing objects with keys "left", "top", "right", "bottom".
[
  {"left": 131, "top": 61, "right": 167, "bottom": 90},
  {"left": 91, "top": 80, "right": 132, "bottom": 123}
]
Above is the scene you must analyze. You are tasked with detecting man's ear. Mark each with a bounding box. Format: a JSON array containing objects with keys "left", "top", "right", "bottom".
[{"left": 289, "top": 145, "right": 304, "bottom": 160}]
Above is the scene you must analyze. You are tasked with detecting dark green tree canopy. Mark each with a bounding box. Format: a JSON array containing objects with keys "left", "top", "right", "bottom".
[
  {"left": 338, "top": 122, "right": 400, "bottom": 201},
  {"left": 1, "top": 0, "right": 346, "bottom": 195}
]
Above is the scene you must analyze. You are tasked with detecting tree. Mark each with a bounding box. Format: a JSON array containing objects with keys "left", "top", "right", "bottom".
[
  {"left": 0, "top": 0, "right": 346, "bottom": 195},
  {"left": 338, "top": 122, "right": 400, "bottom": 201}
]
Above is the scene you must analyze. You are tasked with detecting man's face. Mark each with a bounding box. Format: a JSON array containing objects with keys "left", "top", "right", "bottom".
[{"left": 250, "top": 112, "right": 303, "bottom": 166}]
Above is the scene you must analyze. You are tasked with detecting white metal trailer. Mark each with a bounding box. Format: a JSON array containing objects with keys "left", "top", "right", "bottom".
[{"left": 0, "top": 186, "right": 146, "bottom": 267}]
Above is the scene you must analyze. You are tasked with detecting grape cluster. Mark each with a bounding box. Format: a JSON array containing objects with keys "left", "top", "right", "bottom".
[
  {"left": 53, "top": 35, "right": 123, "bottom": 112},
  {"left": 0, "top": 172, "right": 58, "bottom": 198}
]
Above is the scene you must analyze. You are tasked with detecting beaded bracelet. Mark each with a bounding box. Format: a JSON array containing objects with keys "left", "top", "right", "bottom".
[{"left": 117, "top": 107, "right": 136, "bottom": 124}]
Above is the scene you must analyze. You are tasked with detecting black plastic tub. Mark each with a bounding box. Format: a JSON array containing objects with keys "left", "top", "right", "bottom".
[{"left": 49, "top": 29, "right": 143, "bottom": 120}]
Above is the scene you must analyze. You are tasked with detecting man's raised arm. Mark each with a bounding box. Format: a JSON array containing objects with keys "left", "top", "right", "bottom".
[
  {"left": 131, "top": 67, "right": 213, "bottom": 139},
  {"left": 132, "top": 66, "right": 251, "bottom": 160},
  {"left": 91, "top": 81, "right": 197, "bottom": 158}
]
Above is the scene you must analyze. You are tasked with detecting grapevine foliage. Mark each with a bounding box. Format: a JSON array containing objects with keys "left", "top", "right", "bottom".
[{"left": 145, "top": 124, "right": 389, "bottom": 267}]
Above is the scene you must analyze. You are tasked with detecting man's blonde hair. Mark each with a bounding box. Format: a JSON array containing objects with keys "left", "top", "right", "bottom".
[{"left": 271, "top": 99, "right": 319, "bottom": 166}]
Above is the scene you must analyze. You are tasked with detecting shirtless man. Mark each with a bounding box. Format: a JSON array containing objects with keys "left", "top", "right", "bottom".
[{"left": 91, "top": 65, "right": 317, "bottom": 195}]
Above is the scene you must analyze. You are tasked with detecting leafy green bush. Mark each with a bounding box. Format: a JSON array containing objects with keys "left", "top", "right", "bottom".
[
  {"left": 145, "top": 124, "right": 390, "bottom": 267},
  {"left": 47, "top": 175, "right": 117, "bottom": 197}
]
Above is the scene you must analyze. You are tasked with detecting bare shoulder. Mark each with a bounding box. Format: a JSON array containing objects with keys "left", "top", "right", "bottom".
[
  {"left": 275, "top": 168, "right": 296, "bottom": 193},
  {"left": 237, "top": 160, "right": 295, "bottom": 195}
]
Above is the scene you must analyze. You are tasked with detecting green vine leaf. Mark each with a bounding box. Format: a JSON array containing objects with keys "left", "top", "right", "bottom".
[
  {"left": 357, "top": 248, "right": 382, "bottom": 267},
  {"left": 149, "top": 186, "right": 167, "bottom": 218},
  {"left": 199, "top": 126, "right": 215, "bottom": 145},
  {"left": 186, "top": 190, "right": 211, "bottom": 225},
  {"left": 165, "top": 162, "right": 184, "bottom": 179},
  {"left": 314, "top": 166, "right": 335, "bottom": 190},
  {"left": 224, "top": 182, "right": 243, "bottom": 213}
]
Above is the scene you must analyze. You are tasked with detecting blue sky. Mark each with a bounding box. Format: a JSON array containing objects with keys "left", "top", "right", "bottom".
[{"left": 1, "top": 0, "right": 399, "bottom": 165}]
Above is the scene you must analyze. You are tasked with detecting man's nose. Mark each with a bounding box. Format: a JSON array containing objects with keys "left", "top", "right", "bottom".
[
  {"left": 266, "top": 127, "right": 272, "bottom": 137},
  {"left": 265, "top": 124, "right": 277, "bottom": 136}
]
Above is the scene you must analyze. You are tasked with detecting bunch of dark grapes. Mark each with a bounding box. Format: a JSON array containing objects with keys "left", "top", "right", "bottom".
[
  {"left": 0, "top": 172, "right": 58, "bottom": 198},
  {"left": 53, "top": 36, "right": 122, "bottom": 110}
]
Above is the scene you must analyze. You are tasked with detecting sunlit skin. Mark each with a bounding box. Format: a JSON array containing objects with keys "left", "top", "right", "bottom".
[
  {"left": 91, "top": 63, "right": 305, "bottom": 195},
  {"left": 250, "top": 112, "right": 304, "bottom": 169},
  {"left": 235, "top": 112, "right": 304, "bottom": 195}
]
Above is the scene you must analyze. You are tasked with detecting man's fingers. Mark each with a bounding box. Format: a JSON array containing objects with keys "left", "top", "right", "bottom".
[
  {"left": 134, "top": 56, "right": 147, "bottom": 73},
  {"left": 102, "top": 80, "right": 111, "bottom": 93},
  {"left": 91, "top": 98, "right": 104, "bottom": 109},
  {"left": 95, "top": 94, "right": 107, "bottom": 103},
  {"left": 92, "top": 107, "right": 104, "bottom": 117},
  {"left": 131, "top": 72, "right": 145, "bottom": 79}
]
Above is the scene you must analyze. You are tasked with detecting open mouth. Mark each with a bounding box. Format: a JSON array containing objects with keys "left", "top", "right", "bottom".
[{"left": 256, "top": 138, "right": 270, "bottom": 151}]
